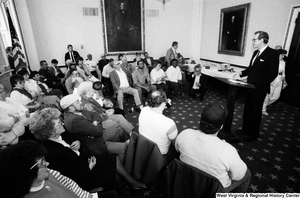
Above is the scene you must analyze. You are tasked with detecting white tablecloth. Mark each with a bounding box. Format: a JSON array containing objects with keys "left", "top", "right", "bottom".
[{"left": 185, "top": 63, "right": 245, "bottom": 79}]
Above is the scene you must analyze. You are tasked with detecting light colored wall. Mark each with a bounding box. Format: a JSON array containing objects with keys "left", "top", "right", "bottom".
[
  {"left": 201, "top": 0, "right": 299, "bottom": 67},
  {"left": 15, "top": 0, "right": 104, "bottom": 70},
  {"left": 13, "top": 0, "right": 299, "bottom": 70},
  {"left": 14, "top": 0, "right": 200, "bottom": 71},
  {"left": 144, "top": 0, "right": 195, "bottom": 59}
]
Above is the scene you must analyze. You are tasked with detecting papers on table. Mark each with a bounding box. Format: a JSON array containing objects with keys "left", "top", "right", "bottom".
[{"left": 228, "top": 79, "right": 248, "bottom": 85}]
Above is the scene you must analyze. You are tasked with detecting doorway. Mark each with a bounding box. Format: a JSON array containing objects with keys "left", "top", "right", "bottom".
[{"left": 280, "top": 6, "right": 300, "bottom": 108}]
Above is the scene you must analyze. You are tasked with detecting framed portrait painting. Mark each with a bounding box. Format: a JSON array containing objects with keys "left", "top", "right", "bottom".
[
  {"left": 218, "top": 3, "right": 251, "bottom": 56},
  {"left": 100, "top": 0, "right": 145, "bottom": 55}
]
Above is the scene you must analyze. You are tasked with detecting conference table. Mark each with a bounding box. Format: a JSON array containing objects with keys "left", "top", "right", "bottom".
[{"left": 184, "top": 63, "right": 255, "bottom": 143}]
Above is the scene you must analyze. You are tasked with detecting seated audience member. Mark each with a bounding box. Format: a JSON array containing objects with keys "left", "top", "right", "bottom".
[
  {"left": 77, "top": 57, "right": 98, "bottom": 82},
  {"left": 132, "top": 52, "right": 142, "bottom": 63},
  {"left": 65, "top": 69, "right": 84, "bottom": 94},
  {"left": 187, "top": 64, "right": 208, "bottom": 102},
  {"left": 93, "top": 81, "right": 125, "bottom": 116},
  {"left": 38, "top": 60, "right": 63, "bottom": 89},
  {"left": 143, "top": 52, "right": 154, "bottom": 68},
  {"left": 117, "top": 53, "right": 124, "bottom": 61},
  {"left": 165, "top": 41, "right": 179, "bottom": 66},
  {"left": 6, "top": 46, "right": 15, "bottom": 73},
  {"left": 71, "top": 77, "right": 84, "bottom": 96},
  {"left": 49, "top": 59, "right": 65, "bottom": 79},
  {"left": 85, "top": 54, "right": 99, "bottom": 79},
  {"left": 98, "top": 54, "right": 110, "bottom": 73},
  {"left": 0, "top": 113, "right": 25, "bottom": 148},
  {"left": 65, "top": 44, "right": 80, "bottom": 64},
  {"left": 175, "top": 102, "right": 251, "bottom": 192},
  {"left": 121, "top": 56, "right": 135, "bottom": 83},
  {"left": 139, "top": 90, "right": 178, "bottom": 162},
  {"left": 77, "top": 81, "right": 134, "bottom": 139},
  {"left": 102, "top": 58, "right": 115, "bottom": 79},
  {"left": 17, "top": 70, "right": 61, "bottom": 109},
  {"left": 17, "top": 70, "right": 42, "bottom": 98},
  {"left": 30, "top": 108, "right": 145, "bottom": 192},
  {"left": 9, "top": 74, "right": 41, "bottom": 112},
  {"left": 109, "top": 61, "right": 143, "bottom": 111},
  {"left": 31, "top": 71, "right": 63, "bottom": 98},
  {"left": 0, "top": 83, "right": 30, "bottom": 126},
  {"left": 150, "top": 61, "right": 169, "bottom": 93},
  {"left": 61, "top": 95, "right": 128, "bottom": 161},
  {"left": 132, "top": 60, "right": 156, "bottom": 103},
  {"left": 102, "top": 58, "right": 115, "bottom": 95},
  {"left": 0, "top": 140, "right": 119, "bottom": 198},
  {"left": 166, "top": 59, "right": 182, "bottom": 100},
  {"left": 66, "top": 59, "right": 75, "bottom": 70}
]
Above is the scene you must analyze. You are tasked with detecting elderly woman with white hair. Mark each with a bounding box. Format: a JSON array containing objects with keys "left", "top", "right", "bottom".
[{"left": 77, "top": 81, "right": 134, "bottom": 138}]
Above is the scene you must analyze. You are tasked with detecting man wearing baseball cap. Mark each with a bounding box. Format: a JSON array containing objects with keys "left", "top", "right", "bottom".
[{"left": 175, "top": 102, "right": 251, "bottom": 192}]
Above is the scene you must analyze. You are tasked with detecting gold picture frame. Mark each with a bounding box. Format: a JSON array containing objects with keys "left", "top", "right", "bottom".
[
  {"left": 100, "top": 0, "right": 145, "bottom": 55},
  {"left": 218, "top": 3, "right": 251, "bottom": 56}
]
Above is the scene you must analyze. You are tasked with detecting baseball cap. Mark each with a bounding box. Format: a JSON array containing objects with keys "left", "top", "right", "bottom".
[
  {"left": 60, "top": 94, "right": 80, "bottom": 110},
  {"left": 200, "top": 102, "right": 228, "bottom": 133}
]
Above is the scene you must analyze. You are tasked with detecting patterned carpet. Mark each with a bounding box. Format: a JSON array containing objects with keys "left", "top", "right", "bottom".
[{"left": 122, "top": 84, "right": 300, "bottom": 196}]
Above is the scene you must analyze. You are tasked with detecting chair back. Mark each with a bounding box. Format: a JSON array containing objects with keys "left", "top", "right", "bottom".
[
  {"left": 162, "top": 159, "right": 224, "bottom": 198},
  {"left": 124, "top": 132, "right": 167, "bottom": 184}
]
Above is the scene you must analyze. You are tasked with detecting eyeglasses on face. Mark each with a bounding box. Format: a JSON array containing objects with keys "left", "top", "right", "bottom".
[
  {"left": 252, "top": 38, "right": 259, "bottom": 42},
  {"left": 30, "top": 157, "right": 49, "bottom": 170},
  {"left": 54, "top": 120, "right": 64, "bottom": 127}
]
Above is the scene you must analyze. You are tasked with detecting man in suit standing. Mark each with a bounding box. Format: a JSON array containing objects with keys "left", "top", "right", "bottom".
[
  {"left": 165, "top": 41, "right": 178, "bottom": 66},
  {"left": 64, "top": 44, "right": 80, "bottom": 64},
  {"left": 235, "top": 31, "right": 279, "bottom": 142}
]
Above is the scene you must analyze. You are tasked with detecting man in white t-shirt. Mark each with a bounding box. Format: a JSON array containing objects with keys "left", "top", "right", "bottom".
[
  {"left": 84, "top": 54, "right": 100, "bottom": 80},
  {"left": 139, "top": 90, "right": 178, "bottom": 162},
  {"left": 166, "top": 59, "right": 182, "bottom": 100},
  {"left": 175, "top": 102, "right": 251, "bottom": 192}
]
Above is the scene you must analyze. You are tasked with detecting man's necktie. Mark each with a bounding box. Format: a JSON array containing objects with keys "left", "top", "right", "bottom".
[
  {"left": 70, "top": 52, "right": 75, "bottom": 62},
  {"left": 252, "top": 50, "right": 260, "bottom": 66},
  {"left": 174, "top": 50, "right": 177, "bottom": 58}
]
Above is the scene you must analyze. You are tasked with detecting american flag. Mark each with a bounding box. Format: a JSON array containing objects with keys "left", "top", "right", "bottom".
[{"left": 5, "top": 5, "right": 27, "bottom": 73}]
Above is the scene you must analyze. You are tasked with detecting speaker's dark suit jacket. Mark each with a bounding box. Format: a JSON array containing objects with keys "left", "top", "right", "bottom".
[
  {"left": 240, "top": 46, "right": 279, "bottom": 138},
  {"left": 64, "top": 50, "right": 80, "bottom": 62}
]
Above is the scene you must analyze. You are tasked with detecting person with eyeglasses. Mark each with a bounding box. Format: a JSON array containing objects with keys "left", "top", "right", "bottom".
[
  {"left": 29, "top": 107, "right": 146, "bottom": 194},
  {"left": 234, "top": 31, "right": 279, "bottom": 142},
  {"left": 187, "top": 64, "right": 208, "bottom": 102},
  {"left": 0, "top": 140, "right": 118, "bottom": 198}
]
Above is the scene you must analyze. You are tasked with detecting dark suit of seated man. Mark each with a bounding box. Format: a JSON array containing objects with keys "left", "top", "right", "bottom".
[
  {"left": 187, "top": 64, "right": 208, "bottom": 102},
  {"left": 143, "top": 52, "right": 154, "bottom": 68},
  {"left": 64, "top": 44, "right": 80, "bottom": 64}
]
